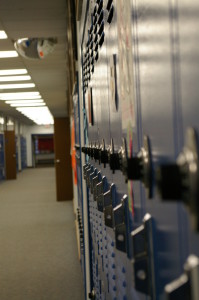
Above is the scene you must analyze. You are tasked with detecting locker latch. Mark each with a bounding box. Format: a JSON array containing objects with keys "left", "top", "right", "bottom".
[
  {"left": 93, "top": 142, "right": 100, "bottom": 161},
  {"left": 96, "top": 176, "right": 107, "bottom": 211},
  {"left": 92, "top": 172, "right": 102, "bottom": 202},
  {"left": 89, "top": 168, "right": 97, "bottom": 194},
  {"left": 82, "top": 145, "right": 90, "bottom": 156},
  {"left": 119, "top": 136, "right": 153, "bottom": 198},
  {"left": 156, "top": 128, "right": 199, "bottom": 231},
  {"left": 108, "top": 138, "right": 120, "bottom": 173},
  {"left": 104, "top": 183, "right": 116, "bottom": 228},
  {"left": 165, "top": 255, "right": 199, "bottom": 300},
  {"left": 99, "top": 139, "right": 109, "bottom": 167},
  {"left": 113, "top": 195, "right": 130, "bottom": 254},
  {"left": 131, "top": 214, "right": 156, "bottom": 298},
  {"left": 83, "top": 163, "right": 90, "bottom": 180},
  {"left": 86, "top": 165, "right": 94, "bottom": 188},
  {"left": 88, "top": 288, "right": 96, "bottom": 299}
]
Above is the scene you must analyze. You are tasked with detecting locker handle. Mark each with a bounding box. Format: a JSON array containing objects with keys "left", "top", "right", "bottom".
[
  {"left": 131, "top": 214, "right": 156, "bottom": 297},
  {"left": 119, "top": 136, "right": 153, "bottom": 199},
  {"left": 108, "top": 138, "right": 120, "bottom": 173},
  {"left": 165, "top": 255, "right": 199, "bottom": 300},
  {"left": 55, "top": 159, "right": 60, "bottom": 163},
  {"left": 156, "top": 127, "right": 199, "bottom": 232},
  {"left": 99, "top": 139, "right": 108, "bottom": 167}
]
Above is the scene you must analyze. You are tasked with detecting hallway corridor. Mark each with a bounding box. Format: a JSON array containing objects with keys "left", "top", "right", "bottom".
[{"left": 0, "top": 168, "right": 84, "bottom": 300}]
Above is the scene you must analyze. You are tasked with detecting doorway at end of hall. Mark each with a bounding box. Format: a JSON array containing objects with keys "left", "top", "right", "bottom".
[{"left": 32, "top": 134, "right": 55, "bottom": 168}]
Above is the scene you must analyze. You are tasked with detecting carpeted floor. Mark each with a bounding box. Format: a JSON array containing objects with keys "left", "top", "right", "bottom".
[{"left": 0, "top": 167, "right": 84, "bottom": 300}]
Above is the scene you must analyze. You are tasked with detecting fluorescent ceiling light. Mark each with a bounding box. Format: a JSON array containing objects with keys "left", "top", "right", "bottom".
[
  {"left": 6, "top": 100, "right": 44, "bottom": 104},
  {"left": 0, "top": 69, "right": 28, "bottom": 75},
  {"left": 0, "top": 75, "right": 31, "bottom": 82},
  {"left": 0, "top": 31, "right": 8, "bottom": 39},
  {"left": 17, "top": 106, "right": 54, "bottom": 125},
  {"left": 0, "top": 92, "right": 40, "bottom": 100},
  {"left": 11, "top": 103, "right": 45, "bottom": 107},
  {"left": 0, "top": 51, "right": 18, "bottom": 58},
  {"left": 0, "top": 83, "right": 35, "bottom": 89}
]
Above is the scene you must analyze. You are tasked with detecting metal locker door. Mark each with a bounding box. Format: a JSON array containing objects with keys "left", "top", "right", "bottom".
[
  {"left": 177, "top": 0, "right": 199, "bottom": 270},
  {"left": 129, "top": 0, "right": 184, "bottom": 298}
]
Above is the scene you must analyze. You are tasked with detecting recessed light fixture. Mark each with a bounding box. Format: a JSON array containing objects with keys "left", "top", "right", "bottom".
[
  {"left": 0, "top": 83, "right": 35, "bottom": 89},
  {"left": 0, "top": 51, "right": 18, "bottom": 58},
  {"left": 0, "top": 75, "right": 31, "bottom": 82},
  {"left": 0, "top": 92, "right": 41, "bottom": 100},
  {"left": 5, "top": 100, "right": 44, "bottom": 104},
  {"left": 0, "top": 31, "right": 8, "bottom": 39},
  {"left": 0, "top": 69, "right": 28, "bottom": 75},
  {"left": 10, "top": 103, "right": 45, "bottom": 107},
  {"left": 17, "top": 106, "right": 54, "bottom": 125}
]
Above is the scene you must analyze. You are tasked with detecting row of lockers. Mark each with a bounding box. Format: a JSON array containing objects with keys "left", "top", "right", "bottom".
[{"left": 73, "top": 0, "right": 199, "bottom": 299}]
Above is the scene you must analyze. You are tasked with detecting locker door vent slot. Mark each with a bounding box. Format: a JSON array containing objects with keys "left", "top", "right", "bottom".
[
  {"left": 99, "top": 33, "right": 105, "bottom": 47},
  {"left": 107, "top": 0, "right": 113, "bottom": 11},
  {"left": 98, "top": 21, "right": 104, "bottom": 36},
  {"left": 107, "top": 5, "right": 114, "bottom": 24},
  {"left": 97, "top": 0, "right": 103, "bottom": 15},
  {"left": 98, "top": 10, "right": 104, "bottom": 25},
  {"left": 95, "top": 52, "right": 99, "bottom": 62},
  {"left": 94, "top": 24, "right": 98, "bottom": 34},
  {"left": 94, "top": 15, "right": 98, "bottom": 25},
  {"left": 94, "top": 6, "right": 97, "bottom": 16},
  {"left": 94, "top": 35, "right": 98, "bottom": 45}
]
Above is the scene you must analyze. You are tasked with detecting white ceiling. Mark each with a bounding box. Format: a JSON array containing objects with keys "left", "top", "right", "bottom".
[{"left": 0, "top": 0, "right": 68, "bottom": 125}]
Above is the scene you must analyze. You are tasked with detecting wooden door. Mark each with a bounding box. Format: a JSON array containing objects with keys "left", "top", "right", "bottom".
[
  {"left": 4, "top": 130, "right": 16, "bottom": 180},
  {"left": 54, "top": 117, "right": 73, "bottom": 201}
]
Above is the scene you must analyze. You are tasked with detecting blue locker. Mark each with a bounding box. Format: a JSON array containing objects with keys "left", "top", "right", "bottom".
[{"left": 76, "top": 0, "right": 199, "bottom": 299}]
